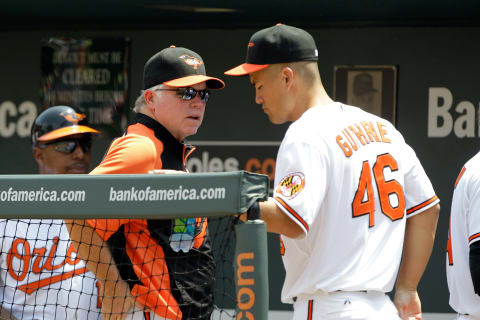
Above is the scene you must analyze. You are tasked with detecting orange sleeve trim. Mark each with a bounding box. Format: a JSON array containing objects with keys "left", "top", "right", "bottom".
[
  {"left": 273, "top": 196, "right": 309, "bottom": 232},
  {"left": 469, "top": 233, "right": 480, "bottom": 243},
  {"left": 454, "top": 167, "right": 466, "bottom": 189},
  {"left": 406, "top": 195, "right": 439, "bottom": 215}
]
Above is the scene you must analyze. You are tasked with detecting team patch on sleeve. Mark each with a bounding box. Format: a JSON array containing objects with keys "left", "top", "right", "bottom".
[{"left": 275, "top": 172, "right": 305, "bottom": 199}]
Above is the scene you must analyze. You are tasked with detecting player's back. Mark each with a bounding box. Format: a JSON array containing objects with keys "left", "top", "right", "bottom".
[
  {"left": 278, "top": 102, "right": 438, "bottom": 301},
  {"left": 447, "top": 151, "right": 480, "bottom": 317}
]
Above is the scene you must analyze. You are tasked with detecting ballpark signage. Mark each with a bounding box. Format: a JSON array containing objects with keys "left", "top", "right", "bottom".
[
  {"left": 0, "top": 171, "right": 268, "bottom": 218},
  {"left": 235, "top": 221, "right": 269, "bottom": 320},
  {"left": 428, "top": 87, "right": 480, "bottom": 138},
  {"left": 186, "top": 141, "right": 280, "bottom": 193},
  {"left": 40, "top": 37, "right": 130, "bottom": 134},
  {"left": 0, "top": 101, "right": 37, "bottom": 138}
]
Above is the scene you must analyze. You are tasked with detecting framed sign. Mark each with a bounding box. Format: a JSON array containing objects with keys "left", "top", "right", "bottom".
[
  {"left": 40, "top": 37, "right": 131, "bottom": 136},
  {"left": 334, "top": 65, "right": 397, "bottom": 125}
]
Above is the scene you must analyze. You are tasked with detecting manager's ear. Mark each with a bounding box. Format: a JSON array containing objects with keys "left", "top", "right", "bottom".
[{"left": 144, "top": 89, "right": 156, "bottom": 113}]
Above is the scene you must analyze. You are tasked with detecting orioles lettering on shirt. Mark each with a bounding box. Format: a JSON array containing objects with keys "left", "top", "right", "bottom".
[
  {"left": 7, "top": 236, "right": 82, "bottom": 281},
  {"left": 336, "top": 121, "right": 391, "bottom": 157}
]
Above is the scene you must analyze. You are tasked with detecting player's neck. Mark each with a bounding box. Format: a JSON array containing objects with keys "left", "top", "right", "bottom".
[{"left": 292, "top": 85, "right": 333, "bottom": 121}]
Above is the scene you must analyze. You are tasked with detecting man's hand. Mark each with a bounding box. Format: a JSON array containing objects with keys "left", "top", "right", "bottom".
[
  {"left": 394, "top": 288, "right": 422, "bottom": 320},
  {"left": 238, "top": 201, "right": 261, "bottom": 222},
  {"left": 100, "top": 279, "right": 139, "bottom": 320}
]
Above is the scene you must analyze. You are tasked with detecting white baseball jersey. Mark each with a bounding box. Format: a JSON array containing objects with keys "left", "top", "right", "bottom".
[
  {"left": 273, "top": 102, "right": 439, "bottom": 303},
  {"left": 447, "top": 151, "right": 480, "bottom": 317},
  {"left": 0, "top": 219, "right": 102, "bottom": 319}
]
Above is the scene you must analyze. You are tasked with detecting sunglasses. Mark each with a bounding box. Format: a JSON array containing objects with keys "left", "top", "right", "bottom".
[
  {"left": 38, "top": 136, "right": 92, "bottom": 154},
  {"left": 155, "top": 87, "right": 211, "bottom": 102}
]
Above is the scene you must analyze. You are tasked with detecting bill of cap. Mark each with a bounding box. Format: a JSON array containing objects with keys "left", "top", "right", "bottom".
[
  {"left": 224, "top": 63, "right": 269, "bottom": 76},
  {"left": 38, "top": 126, "right": 100, "bottom": 142},
  {"left": 163, "top": 75, "right": 225, "bottom": 89}
]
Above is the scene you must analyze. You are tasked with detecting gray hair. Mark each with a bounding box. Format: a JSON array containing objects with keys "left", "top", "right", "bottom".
[{"left": 133, "top": 84, "right": 164, "bottom": 113}]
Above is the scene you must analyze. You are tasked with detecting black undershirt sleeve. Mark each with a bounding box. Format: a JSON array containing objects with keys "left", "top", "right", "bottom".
[{"left": 469, "top": 240, "right": 480, "bottom": 295}]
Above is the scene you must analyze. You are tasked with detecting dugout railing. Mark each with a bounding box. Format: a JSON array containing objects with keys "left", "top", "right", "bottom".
[{"left": 0, "top": 171, "right": 269, "bottom": 320}]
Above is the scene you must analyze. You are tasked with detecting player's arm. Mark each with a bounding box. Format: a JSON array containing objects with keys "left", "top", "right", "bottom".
[
  {"left": 394, "top": 203, "right": 440, "bottom": 320},
  {"left": 245, "top": 198, "right": 303, "bottom": 239},
  {"left": 65, "top": 219, "right": 136, "bottom": 320}
]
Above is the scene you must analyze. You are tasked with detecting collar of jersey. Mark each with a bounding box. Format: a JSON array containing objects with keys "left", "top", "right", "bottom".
[{"left": 133, "top": 113, "right": 193, "bottom": 162}]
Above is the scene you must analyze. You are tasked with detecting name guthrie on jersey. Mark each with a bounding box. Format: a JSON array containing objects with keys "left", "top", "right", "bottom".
[{"left": 336, "top": 120, "right": 391, "bottom": 158}]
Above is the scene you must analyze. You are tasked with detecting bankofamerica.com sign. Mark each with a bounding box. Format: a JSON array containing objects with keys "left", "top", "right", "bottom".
[{"left": 428, "top": 87, "right": 480, "bottom": 138}]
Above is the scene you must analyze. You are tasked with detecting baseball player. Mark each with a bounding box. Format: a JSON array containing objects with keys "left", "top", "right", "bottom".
[
  {"left": 226, "top": 24, "right": 440, "bottom": 320},
  {"left": 447, "top": 152, "right": 480, "bottom": 319},
  {"left": 0, "top": 106, "right": 102, "bottom": 319}
]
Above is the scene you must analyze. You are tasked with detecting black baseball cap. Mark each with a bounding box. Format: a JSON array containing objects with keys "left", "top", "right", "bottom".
[
  {"left": 31, "top": 106, "right": 99, "bottom": 145},
  {"left": 143, "top": 45, "right": 225, "bottom": 90},
  {"left": 225, "top": 24, "right": 318, "bottom": 76}
]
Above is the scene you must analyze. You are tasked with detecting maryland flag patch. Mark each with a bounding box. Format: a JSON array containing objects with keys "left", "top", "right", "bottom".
[{"left": 276, "top": 172, "right": 305, "bottom": 199}]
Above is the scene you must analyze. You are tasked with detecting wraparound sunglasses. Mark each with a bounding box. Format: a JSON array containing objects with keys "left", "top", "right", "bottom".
[
  {"left": 38, "top": 136, "right": 92, "bottom": 154},
  {"left": 154, "top": 87, "right": 211, "bottom": 102}
]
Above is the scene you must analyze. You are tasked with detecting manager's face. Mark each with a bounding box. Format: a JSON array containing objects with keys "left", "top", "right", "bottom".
[{"left": 150, "top": 83, "right": 208, "bottom": 141}]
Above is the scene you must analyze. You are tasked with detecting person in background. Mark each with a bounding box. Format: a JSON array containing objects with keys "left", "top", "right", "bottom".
[
  {"left": 0, "top": 105, "right": 102, "bottom": 319},
  {"left": 447, "top": 152, "right": 480, "bottom": 320}
]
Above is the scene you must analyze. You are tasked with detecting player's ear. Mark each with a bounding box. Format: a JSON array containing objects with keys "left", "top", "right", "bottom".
[
  {"left": 33, "top": 146, "right": 44, "bottom": 165},
  {"left": 280, "top": 66, "right": 294, "bottom": 89}
]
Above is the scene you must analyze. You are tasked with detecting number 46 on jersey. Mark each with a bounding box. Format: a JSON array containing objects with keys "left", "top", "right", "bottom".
[{"left": 352, "top": 153, "right": 405, "bottom": 227}]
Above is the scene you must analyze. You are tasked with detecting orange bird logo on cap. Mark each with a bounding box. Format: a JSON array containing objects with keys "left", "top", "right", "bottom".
[
  {"left": 248, "top": 42, "right": 255, "bottom": 47},
  {"left": 60, "top": 111, "right": 86, "bottom": 125},
  {"left": 179, "top": 55, "right": 203, "bottom": 70}
]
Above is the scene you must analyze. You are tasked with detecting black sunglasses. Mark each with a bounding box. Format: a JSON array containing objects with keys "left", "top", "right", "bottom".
[
  {"left": 155, "top": 87, "right": 211, "bottom": 102},
  {"left": 38, "top": 136, "right": 92, "bottom": 154}
]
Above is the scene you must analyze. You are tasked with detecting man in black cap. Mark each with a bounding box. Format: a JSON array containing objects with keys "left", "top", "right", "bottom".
[
  {"left": 226, "top": 24, "right": 439, "bottom": 320},
  {"left": 67, "top": 46, "right": 225, "bottom": 320}
]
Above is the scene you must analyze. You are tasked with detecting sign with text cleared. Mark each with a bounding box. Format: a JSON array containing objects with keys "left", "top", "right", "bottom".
[{"left": 40, "top": 37, "right": 130, "bottom": 136}]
